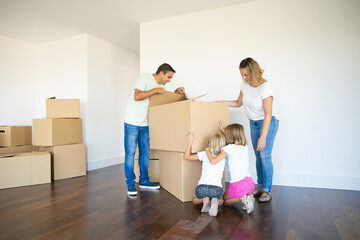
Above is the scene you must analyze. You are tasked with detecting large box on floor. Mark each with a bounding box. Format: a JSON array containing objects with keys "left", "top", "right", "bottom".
[
  {"left": 0, "top": 145, "right": 39, "bottom": 155},
  {"left": 46, "top": 98, "right": 80, "bottom": 118},
  {"left": 33, "top": 118, "right": 82, "bottom": 146},
  {"left": 159, "top": 150, "right": 202, "bottom": 202},
  {"left": 39, "top": 143, "right": 86, "bottom": 180},
  {"left": 134, "top": 159, "right": 159, "bottom": 182},
  {"left": 149, "top": 91, "right": 228, "bottom": 152},
  {"left": 0, "top": 126, "right": 32, "bottom": 147},
  {"left": 0, "top": 152, "right": 51, "bottom": 189}
]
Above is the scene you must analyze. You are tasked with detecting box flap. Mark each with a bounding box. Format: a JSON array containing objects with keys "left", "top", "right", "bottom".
[
  {"left": 149, "top": 91, "right": 187, "bottom": 107},
  {"left": 189, "top": 93, "right": 207, "bottom": 101},
  {"left": 149, "top": 91, "right": 207, "bottom": 107}
]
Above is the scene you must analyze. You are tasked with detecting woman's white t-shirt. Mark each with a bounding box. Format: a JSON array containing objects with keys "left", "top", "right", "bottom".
[
  {"left": 222, "top": 144, "right": 251, "bottom": 183},
  {"left": 197, "top": 151, "right": 226, "bottom": 187},
  {"left": 241, "top": 81, "right": 276, "bottom": 121}
]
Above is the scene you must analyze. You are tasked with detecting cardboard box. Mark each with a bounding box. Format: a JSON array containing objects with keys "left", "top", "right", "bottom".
[
  {"left": 159, "top": 150, "right": 202, "bottom": 202},
  {"left": 149, "top": 91, "right": 228, "bottom": 152},
  {"left": 158, "top": 150, "right": 226, "bottom": 202},
  {"left": 0, "top": 145, "right": 39, "bottom": 155},
  {"left": 0, "top": 152, "right": 51, "bottom": 189},
  {"left": 39, "top": 143, "right": 86, "bottom": 180},
  {"left": 0, "top": 126, "right": 32, "bottom": 147},
  {"left": 33, "top": 118, "right": 82, "bottom": 146},
  {"left": 46, "top": 98, "right": 80, "bottom": 118},
  {"left": 134, "top": 159, "right": 159, "bottom": 182},
  {"left": 134, "top": 147, "right": 159, "bottom": 160}
]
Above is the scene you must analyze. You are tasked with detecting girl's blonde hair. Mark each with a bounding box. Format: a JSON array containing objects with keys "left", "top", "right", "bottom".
[
  {"left": 239, "top": 57, "right": 264, "bottom": 85},
  {"left": 208, "top": 133, "right": 226, "bottom": 155},
  {"left": 224, "top": 124, "right": 247, "bottom": 146}
]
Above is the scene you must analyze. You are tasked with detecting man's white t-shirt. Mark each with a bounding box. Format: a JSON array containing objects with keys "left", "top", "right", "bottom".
[
  {"left": 222, "top": 144, "right": 251, "bottom": 183},
  {"left": 124, "top": 73, "right": 165, "bottom": 126},
  {"left": 241, "top": 82, "right": 276, "bottom": 121},
  {"left": 197, "top": 151, "right": 226, "bottom": 187}
]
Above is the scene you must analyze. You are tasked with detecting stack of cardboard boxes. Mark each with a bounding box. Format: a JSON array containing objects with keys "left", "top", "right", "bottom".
[
  {"left": 33, "top": 98, "right": 86, "bottom": 180},
  {"left": 148, "top": 91, "right": 229, "bottom": 202},
  {"left": 0, "top": 126, "right": 51, "bottom": 189}
]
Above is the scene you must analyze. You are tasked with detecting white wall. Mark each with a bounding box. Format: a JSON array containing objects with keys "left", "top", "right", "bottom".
[
  {"left": 1, "top": 33, "right": 140, "bottom": 171},
  {"left": 140, "top": 0, "right": 360, "bottom": 190},
  {"left": 36, "top": 34, "right": 88, "bottom": 119},
  {"left": 0, "top": 35, "right": 37, "bottom": 125},
  {"left": 86, "top": 35, "right": 140, "bottom": 170}
]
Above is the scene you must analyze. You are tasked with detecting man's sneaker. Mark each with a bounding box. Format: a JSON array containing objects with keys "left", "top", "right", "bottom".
[
  {"left": 139, "top": 181, "right": 160, "bottom": 190},
  {"left": 209, "top": 198, "right": 219, "bottom": 217},
  {"left": 201, "top": 198, "right": 211, "bottom": 213},
  {"left": 246, "top": 195, "right": 255, "bottom": 214},
  {"left": 127, "top": 184, "right": 137, "bottom": 196}
]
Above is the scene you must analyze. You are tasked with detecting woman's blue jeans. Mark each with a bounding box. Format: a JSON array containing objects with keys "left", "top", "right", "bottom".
[
  {"left": 124, "top": 123, "right": 150, "bottom": 187},
  {"left": 250, "top": 116, "right": 279, "bottom": 193}
]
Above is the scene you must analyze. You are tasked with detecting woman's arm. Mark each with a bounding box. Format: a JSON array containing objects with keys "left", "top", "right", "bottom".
[
  {"left": 184, "top": 132, "right": 199, "bottom": 161},
  {"left": 134, "top": 88, "right": 165, "bottom": 101},
  {"left": 218, "top": 91, "right": 243, "bottom": 108},
  {"left": 205, "top": 148, "right": 227, "bottom": 165},
  {"left": 257, "top": 96, "right": 273, "bottom": 151}
]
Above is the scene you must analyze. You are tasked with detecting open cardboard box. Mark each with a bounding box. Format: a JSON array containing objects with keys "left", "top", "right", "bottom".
[{"left": 149, "top": 91, "right": 228, "bottom": 153}]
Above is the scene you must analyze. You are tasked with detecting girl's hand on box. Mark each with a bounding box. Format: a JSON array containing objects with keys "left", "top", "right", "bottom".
[{"left": 187, "top": 131, "right": 195, "bottom": 143}]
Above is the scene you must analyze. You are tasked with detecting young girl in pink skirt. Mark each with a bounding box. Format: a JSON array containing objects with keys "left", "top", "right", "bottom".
[{"left": 205, "top": 123, "right": 255, "bottom": 214}]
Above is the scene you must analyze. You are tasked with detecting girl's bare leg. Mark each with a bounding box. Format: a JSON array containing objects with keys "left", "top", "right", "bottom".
[
  {"left": 192, "top": 193, "right": 206, "bottom": 205},
  {"left": 223, "top": 190, "right": 243, "bottom": 205}
]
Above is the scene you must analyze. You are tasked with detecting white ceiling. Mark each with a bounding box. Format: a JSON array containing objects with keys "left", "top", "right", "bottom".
[{"left": 0, "top": 0, "right": 251, "bottom": 54}]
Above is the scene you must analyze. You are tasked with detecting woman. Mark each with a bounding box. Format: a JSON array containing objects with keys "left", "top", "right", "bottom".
[{"left": 219, "top": 57, "right": 279, "bottom": 202}]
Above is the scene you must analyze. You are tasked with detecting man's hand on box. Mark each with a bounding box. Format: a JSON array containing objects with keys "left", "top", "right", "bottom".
[{"left": 175, "top": 87, "right": 185, "bottom": 94}]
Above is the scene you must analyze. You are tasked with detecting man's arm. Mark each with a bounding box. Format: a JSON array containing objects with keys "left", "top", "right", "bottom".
[{"left": 134, "top": 88, "right": 165, "bottom": 101}]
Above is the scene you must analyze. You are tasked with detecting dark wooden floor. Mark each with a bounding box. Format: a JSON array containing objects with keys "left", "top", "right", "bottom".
[{"left": 0, "top": 164, "right": 359, "bottom": 240}]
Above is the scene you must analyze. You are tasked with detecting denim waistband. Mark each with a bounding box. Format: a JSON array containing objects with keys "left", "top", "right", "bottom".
[{"left": 249, "top": 116, "right": 278, "bottom": 125}]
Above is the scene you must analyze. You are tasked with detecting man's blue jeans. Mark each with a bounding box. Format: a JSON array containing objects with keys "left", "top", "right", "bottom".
[
  {"left": 124, "top": 123, "right": 150, "bottom": 186},
  {"left": 250, "top": 116, "right": 279, "bottom": 193}
]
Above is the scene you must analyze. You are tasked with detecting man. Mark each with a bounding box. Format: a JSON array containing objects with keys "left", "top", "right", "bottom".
[{"left": 124, "top": 63, "right": 184, "bottom": 196}]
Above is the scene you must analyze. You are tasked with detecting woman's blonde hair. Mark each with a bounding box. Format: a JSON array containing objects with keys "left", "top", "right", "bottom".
[
  {"left": 223, "top": 124, "right": 247, "bottom": 146},
  {"left": 239, "top": 57, "right": 264, "bottom": 85},
  {"left": 208, "top": 133, "right": 226, "bottom": 155}
]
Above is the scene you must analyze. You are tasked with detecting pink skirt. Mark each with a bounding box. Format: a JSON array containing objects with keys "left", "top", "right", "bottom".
[{"left": 227, "top": 177, "right": 255, "bottom": 198}]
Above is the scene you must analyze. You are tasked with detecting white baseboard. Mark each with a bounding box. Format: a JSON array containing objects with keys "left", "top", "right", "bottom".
[
  {"left": 272, "top": 172, "right": 360, "bottom": 191},
  {"left": 87, "top": 156, "right": 124, "bottom": 171},
  {"left": 88, "top": 157, "right": 359, "bottom": 191},
  {"left": 224, "top": 168, "right": 359, "bottom": 191}
]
